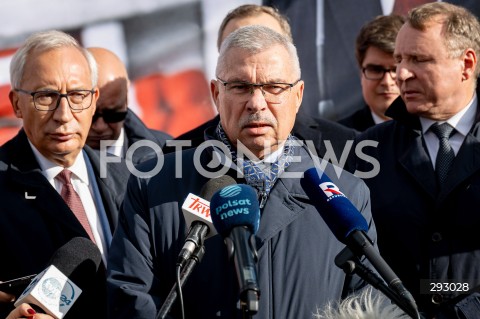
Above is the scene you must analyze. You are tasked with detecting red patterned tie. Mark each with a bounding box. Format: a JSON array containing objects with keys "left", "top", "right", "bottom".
[
  {"left": 392, "top": 0, "right": 433, "bottom": 16},
  {"left": 56, "top": 169, "right": 96, "bottom": 243}
]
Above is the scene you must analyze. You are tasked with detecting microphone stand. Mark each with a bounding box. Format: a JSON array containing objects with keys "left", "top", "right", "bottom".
[
  {"left": 157, "top": 245, "right": 205, "bottom": 319},
  {"left": 335, "top": 247, "right": 422, "bottom": 319}
]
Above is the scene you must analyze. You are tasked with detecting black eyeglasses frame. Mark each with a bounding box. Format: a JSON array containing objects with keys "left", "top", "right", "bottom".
[{"left": 15, "top": 88, "right": 95, "bottom": 112}]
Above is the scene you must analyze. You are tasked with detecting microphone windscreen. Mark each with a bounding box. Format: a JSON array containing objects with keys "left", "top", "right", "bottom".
[
  {"left": 49, "top": 237, "right": 102, "bottom": 289},
  {"left": 14, "top": 237, "right": 102, "bottom": 318},
  {"left": 210, "top": 184, "right": 260, "bottom": 237},
  {"left": 200, "top": 175, "right": 237, "bottom": 201},
  {"left": 301, "top": 167, "right": 368, "bottom": 243}
]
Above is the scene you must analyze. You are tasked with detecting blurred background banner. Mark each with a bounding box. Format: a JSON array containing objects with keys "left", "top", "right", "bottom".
[
  {"left": 3, "top": 0, "right": 478, "bottom": 146},
  {"left": 0, "top": 0, "right": 257, "bottom": 145}
]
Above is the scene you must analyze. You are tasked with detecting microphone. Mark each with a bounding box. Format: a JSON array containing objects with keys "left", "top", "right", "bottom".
[
  {"left": 14, "top": 237, "right": 102, "bottom": 319},
  {"left": 159, "top": 176, "right": 238, "bottom": 318},
  {"left": 210, "top": 184, "right": 260, "bottom": 315},
  {"left": 177, "top": 175, "right": 237, "bottom": 268},
  {"left": 301, "top": 167, "right": 420, "bottom": 319}
]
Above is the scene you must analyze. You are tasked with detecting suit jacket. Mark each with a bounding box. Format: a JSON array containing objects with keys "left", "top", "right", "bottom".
[
  {"left": 338, "top": 105, "right": 376, "bottom": 132},
  {"left": 0, "top": 129, "right": 126, "bottom": 319},
  {"left": 264, "top": 0, "right": 480, "bottom": 121},
  {"left": 168, "top": 114, "right": 219, "bottom": 152},
  {"left": 123, "top": 108, "right": 171, "bottom": 164},
  {"left": 167, "top": 113, "right": 357, "bottom": 171},
  {"left": 293, "top": 111, "right": 357, "bottom": 163},
  {"left": 353, "top": 96, "right": 480, "bottom": 318}
]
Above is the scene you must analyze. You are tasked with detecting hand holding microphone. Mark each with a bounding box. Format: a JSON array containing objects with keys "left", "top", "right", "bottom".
[
  {"left": 6, "top": 303, "right": 53, "bottom": 319},
  {"left": 14, "top": 237, "right": 102, "bottom": 319},
  {"left": 210, "top": 184, "right": 261, "bottom": 315}
]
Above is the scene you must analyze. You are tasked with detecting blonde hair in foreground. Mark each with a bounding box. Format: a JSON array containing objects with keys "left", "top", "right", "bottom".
[{"left": 314, "top": 287, "right": 409, "bottom": 319}]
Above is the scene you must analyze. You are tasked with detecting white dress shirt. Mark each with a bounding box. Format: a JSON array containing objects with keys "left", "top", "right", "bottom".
[
  {"left": 29, "top": 142, "right": 109, "bottom": 264},
  {"left": 106, "top": 127, "right": 125, "bottom": 157},
  {"left": 420, "top": 94, "right": 477, "bottom": 169}
]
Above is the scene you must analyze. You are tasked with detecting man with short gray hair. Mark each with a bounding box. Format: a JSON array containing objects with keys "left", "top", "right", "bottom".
[
  {"left": 107, "top": 25, "right": 378, "bottom": 318},
  {"left": 0, "top": 30, "right": 125, "bottom": 319}
]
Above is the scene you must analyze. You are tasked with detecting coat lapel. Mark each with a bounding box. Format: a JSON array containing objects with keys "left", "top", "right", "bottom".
[
  {"left": 293, "top": 113, "right": 325, "bottom": 156},
  {"left": 438, "top": 126, "right": 480, "bottom": 201},
  {"left": 389, "top": 95, "right": 480, "bottom": 202},
  {"left": 83, "top": 146, "right": 126, "bottom": 231},
  {"left": 8, "top": 131, "right": 90, "bottom": 237},
  {"left": 398, "top": 132, "right": 438, "bottom": 199},
  {"left": 254, "top": 146, "right": 312, "bottom": 246}
]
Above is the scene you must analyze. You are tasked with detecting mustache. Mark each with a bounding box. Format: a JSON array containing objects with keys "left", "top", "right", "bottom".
[{"left": 239, "top": 114, "right": 277, "bottom": 128}]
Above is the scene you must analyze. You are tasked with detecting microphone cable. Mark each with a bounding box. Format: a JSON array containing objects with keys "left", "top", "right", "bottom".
[
  {"left": 158, "top": 243, "right": 205, "bottom": 319},
  {"left": 175, "top": 263, "right": 185, "bottom": 319}
]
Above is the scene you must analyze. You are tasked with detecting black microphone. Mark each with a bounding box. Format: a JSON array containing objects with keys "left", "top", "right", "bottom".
[
  {"left": 158, "top": 176, "right": 238, "bottom": 319},
  {"left": 177, "top": 175, "right": 237, "bottom": 268},
  {"left": 210, "top": 184, "right": 261, "bottom": 315},
  {"left": 335, "top": 246, "right": 418, "bottom": 318},
  {"left": 301, "top": 167, "right": 420, "bottom": 319},
  {"left": 14, "top": 237, "right": 102, "bottom": 319}
]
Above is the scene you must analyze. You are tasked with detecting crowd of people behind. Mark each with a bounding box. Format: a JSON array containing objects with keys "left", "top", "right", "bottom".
[{"left": 1, "top": 2, "right": 480, "bottom": 319}]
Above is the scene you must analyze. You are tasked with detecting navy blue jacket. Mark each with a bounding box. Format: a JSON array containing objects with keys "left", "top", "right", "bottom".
[
  {"left": 0, "top": 130, "right": 126, "bottom": 319},
  {"left": 354, "top": 96, "right": 480, "bottom": 318},
  {"left": 338, "top": 105, "right": 376, "bottom": 132},
  {"left": 107, "top": 140, "right": 377, "bottom": 318}
]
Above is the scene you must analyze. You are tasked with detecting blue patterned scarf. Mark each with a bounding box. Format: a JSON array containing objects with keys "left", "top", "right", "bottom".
[{"left": 215, "top": 123, "right": 296, "bottom": 206}]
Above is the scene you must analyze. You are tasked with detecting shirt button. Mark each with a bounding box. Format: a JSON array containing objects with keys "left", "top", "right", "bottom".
[{"left": 431, "top": 232, "right": 442, "bottom": 242}]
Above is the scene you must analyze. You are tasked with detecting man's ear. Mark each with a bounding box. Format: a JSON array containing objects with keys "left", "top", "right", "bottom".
[
  {"left": 294, "top": 80, "right": 304, "bottom": 113},
  {"left": 91, "top": 87, "right": 99, "bottom": 114},
  {"left": 210, "top": 79, "right": 220, "bottom": 113},
  {"left": 9, "top": 90, "right": 23, "bottom": 118},
  {"left": 462, "top": 48, "right": 477, "bottom": 81}
]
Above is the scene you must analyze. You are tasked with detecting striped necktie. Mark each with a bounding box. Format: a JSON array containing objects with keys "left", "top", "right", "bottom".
[{"left": 56, "top": 169, "right": 96, "bottom": 243}]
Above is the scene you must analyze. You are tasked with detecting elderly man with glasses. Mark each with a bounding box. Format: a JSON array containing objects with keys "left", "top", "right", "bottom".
[
  {"left": 106, "top": 25, "right": 379, "bottom": 319},
  {"left": 0, "top": 30, "right": 126, "bottom": 319}
]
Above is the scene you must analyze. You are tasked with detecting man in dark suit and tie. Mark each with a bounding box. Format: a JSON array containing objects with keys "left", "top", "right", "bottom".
[
  {"left": 0, "top": 30, "right": 126, "bottom": 318},
  {"left": 353, "top": 3, "right": 480, "bottom": 318}
]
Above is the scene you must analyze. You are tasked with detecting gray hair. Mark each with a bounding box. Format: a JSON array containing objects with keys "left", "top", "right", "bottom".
[
  {"left": 10, "top": 30, "right": 98, "bottom": 89},
  {"left": 408, "top": 2, "right": 480, "bottom": 77},
  {"left": 314, "top": 287, "right": 409, "bottom": 319},
  {"left": 216, "top": 25, "right": 301, "bottom": 79}
]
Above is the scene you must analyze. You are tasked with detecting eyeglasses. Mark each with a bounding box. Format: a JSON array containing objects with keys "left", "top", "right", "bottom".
[
  {"left": 362, "top": 65, "right": 397, "bottom": 81},
  {"left": 15, "top": 88, "right": 95, "bottom": 112},
  {"left": 216, "top": 77, "right": 301, "bottom": 104},
  {"left": 92, "top": 110, "right": 128, "bottom": 123}
]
